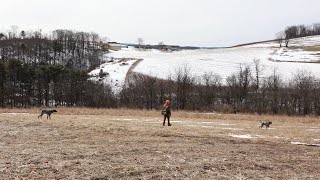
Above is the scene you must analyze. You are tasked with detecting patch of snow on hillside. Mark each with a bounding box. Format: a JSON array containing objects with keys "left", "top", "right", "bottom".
[
  {"left": 287, "top": 35, "right": 320, "bottom": 46},
  {"left": 271, "top": 35, "right": 320, "bottom": 62},
  {"left": 89, "top": 56, "right": 138, "bottom": 93},
  {"left": 271, "top": 47, "right": 320, "bottom": 62}
]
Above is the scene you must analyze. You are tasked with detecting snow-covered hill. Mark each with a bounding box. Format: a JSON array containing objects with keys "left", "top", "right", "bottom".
[{"left": 90, "top": 35, "right": 320, "bottom": 93}]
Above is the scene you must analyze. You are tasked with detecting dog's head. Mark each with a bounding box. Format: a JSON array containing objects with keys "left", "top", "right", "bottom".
[{"left": 52, "top": 110, "right": 58, "bottom": 112}]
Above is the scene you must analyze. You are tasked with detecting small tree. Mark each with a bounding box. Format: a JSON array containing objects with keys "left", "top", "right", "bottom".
[
  {"left": 284, "top": 38, "right": 289, "bottom": 47},
  {"left": 275, "top": 31, "right": 285, "bottom": 47},
  {"left": 137, "top": 38, "right": 144, "bottom": 48}
]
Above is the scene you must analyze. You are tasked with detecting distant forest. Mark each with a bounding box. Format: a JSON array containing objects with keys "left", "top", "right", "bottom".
[
  {"left": 0, "top": 28, "right": 115, "bottom": 107},
  {"left": 0, "top": 26, "right": 320, "bottom": 116},
  {"left": 276, "top": 23, "right": 320, "bottom": 47}
]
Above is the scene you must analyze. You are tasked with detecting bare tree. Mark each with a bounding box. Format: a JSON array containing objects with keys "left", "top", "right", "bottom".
[
  {"left": 252, "top": 59, "right": 265, "bottom": 114},
  {"left": 201, "top": 72, "right": 221, "bottom": 109},
  {"left": 225, "top": 64, "right": 252, "bottom": 113},
  {"left": 137, "top": 38, "right": 144, "bottom": 48},
  {"left": 290, "top": 70, "right": 316, "bottom": 115},
  {"left": 265, "top": 68, "right": 282, "bottom": 114},
  {"left": 158, "top": 41, "right": 166, "bottom": 50},
  {"left": 312, "top": 80, "right": 320, "bottom": 115},
  {"left": 275, "top": 31, "right": 285, "bottom": 47},
  {"left": 252, "top": 59, "right": 264, "bottom": 91},
  {"left": 172, "top": 65, "right": 195, "bottom": 110}
]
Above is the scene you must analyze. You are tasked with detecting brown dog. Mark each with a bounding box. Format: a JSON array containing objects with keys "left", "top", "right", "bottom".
[
  {"left": 38, "top": 109, "right": 57, "bottom": 119},
  {"left": 259, "top": 121, "right": 272, "bottom": 129}
]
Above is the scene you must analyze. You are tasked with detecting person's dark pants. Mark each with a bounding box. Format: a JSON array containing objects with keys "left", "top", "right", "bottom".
[{"left": 163, "top": 115, "right": 171, "bottom": 126}]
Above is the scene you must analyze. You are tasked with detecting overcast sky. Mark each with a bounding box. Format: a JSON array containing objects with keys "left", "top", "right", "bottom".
[{"left": 1, "top": 0, "right": 320, "bottom": 47}]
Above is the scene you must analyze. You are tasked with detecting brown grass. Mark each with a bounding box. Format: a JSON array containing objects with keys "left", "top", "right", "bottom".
[
  {"left": 0, "top": 108, "right": 320, "bottom": 179},
  {"left": 1, "top": 107, "right": 318, "bottom": 121},
  {"left": 304, "top": 46, "right": 320, "bottom": 51}
]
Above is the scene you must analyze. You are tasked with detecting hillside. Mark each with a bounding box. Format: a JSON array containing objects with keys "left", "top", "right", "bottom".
[
  {"left": 1, "top": 33, "right": 319, "bottom": 111},
  {"left": 90, "top": 35, "right": 320, "bottom": 92}
]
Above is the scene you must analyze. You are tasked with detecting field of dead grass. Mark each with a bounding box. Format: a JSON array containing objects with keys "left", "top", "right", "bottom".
[
  {"left": 0, "top": 107, "right": 320, "bottom": 179},
  {"left": 304, "top": 45, "right": 320, "bottom": 52}
]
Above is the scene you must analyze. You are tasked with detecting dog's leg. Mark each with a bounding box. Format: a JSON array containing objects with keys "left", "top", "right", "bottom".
[{"left": 38, "top": 112, "right": 43, "bottom": 119}]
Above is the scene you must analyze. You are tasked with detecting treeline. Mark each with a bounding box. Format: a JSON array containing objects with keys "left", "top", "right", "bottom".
[
  {"left": 1, "top": 58, "right": 319, "bottom": 116},
  {"left": 276, "top": 23, "right": 320, "bottom": 47},
  {"left": 0, "top": 28, "right": 105, "bottom": 70},
  {"left": 0, "top": 59, "right": 116, "bottom": 108},
  {"left": 119, "top": 62, "right": 320, "bottom": 116},
  {"left": 284, "top": 23, "right": 320, "bottom": 39},
  {"left": 1, "top": 27, "right": 320, "bottom": 116}
]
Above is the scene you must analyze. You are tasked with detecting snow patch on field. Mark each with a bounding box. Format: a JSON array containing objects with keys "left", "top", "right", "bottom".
[
  {"left": 112, "top": 118, "right": 138, "bottom": 121},
  {"left": 290, "top": 141, "right": 307, "bottom": 145},
  {"left": 290, "top": 141, "right": 320, "bottom": 147},
  {"left": 199, "top": 121, "right": 216, "bottom": 124},
  {"left": 228, "top": 133, "right": 264, "bottom": 139},
  {"left": 1, "top": 113, "right": 30, "bottom": 115},
  {"left": 307, "top": 128, "right": 320, "bottom": 132},
  {"left": 273, "top": 136, "right": 287, "bottom": 139},
  {"left": 222, "top": 128, "right": 244, "bottom": 130},
  {"left": 170, "top": 120, "right": 184, "bottom": 123},
  {"left": 182, "top": 124, "right": 197, "bottom": 127},
  {"left": 202, "top": 126, "right": 215, "bottom": 128}
]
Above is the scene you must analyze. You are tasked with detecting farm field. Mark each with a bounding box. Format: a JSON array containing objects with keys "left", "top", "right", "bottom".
[
  {"left": 90, "top": 35, "right": 320, "bottom": 93},
  {"left": 0, "top": 108, "right": 320, "bottom": 179}
]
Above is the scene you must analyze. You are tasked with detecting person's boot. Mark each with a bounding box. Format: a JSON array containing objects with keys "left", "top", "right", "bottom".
[
  {"left": 163, "top": 121, "right": 165, "bottom": 126},
  {"left": 168, "top": 122, "right": 172, "bottom": 126}
]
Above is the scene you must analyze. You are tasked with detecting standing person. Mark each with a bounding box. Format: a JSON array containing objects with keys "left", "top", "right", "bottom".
[{"left": 162, "top": 100, "right": 172, "bottom": 126}]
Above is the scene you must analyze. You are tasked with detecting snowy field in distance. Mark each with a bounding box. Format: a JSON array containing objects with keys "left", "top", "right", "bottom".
[{"left": 90, "top": 35, "right": 320, "bottom": 92}]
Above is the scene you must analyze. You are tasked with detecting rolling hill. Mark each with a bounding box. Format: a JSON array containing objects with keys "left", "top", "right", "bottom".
[{"left": 90, "top": 35, "right": 320, "bottom": 93}]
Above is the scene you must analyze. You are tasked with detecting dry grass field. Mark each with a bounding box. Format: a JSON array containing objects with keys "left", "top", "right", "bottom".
[{"left": 0, "top": 107, "right": 320, "bottom": 179}]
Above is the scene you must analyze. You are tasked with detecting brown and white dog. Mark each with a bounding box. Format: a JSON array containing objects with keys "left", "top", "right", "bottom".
[
  {"left": 259, "top": 121, "right": 272, "bottom": 129},
  {"left": 38, "top": 109, "right": 57, "bottom": 119}
]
